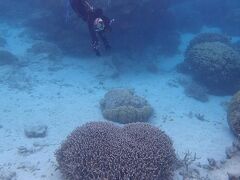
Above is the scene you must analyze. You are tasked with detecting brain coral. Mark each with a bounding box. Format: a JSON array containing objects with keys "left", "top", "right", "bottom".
[
  {"left": 228, "top": 91, "right": 240, "bottom": 139},
  {"left": 184, "top": 42, "right": 240, "bottom": 94},
  {"left": 100, "top": 89, "right": 153, "bottom": 123},
  {"left": 56, "top": 121, "right": 176, "bottom": 180}
]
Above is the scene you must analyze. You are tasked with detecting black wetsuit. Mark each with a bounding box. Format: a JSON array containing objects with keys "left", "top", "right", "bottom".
[{"left": 70, "top": 0, "right": 111, "bottom": 56}]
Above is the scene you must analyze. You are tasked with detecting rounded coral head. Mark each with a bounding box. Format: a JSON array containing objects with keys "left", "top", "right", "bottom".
[
  {"left": 100, "top": 89, "right": 154, "bottom": 123},
  {"left": 56, "top": 121, "right": 176, "bottom": 180}
]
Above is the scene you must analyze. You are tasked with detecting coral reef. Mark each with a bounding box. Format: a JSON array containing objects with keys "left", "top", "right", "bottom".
[
  {"left": 178, "top": 151, "right": 206, "bottom": 180},
  {"left": 177, "top": 33, "right": 232, "bottom": 75},
  {"left": 186, "top": 33, "right": 231, "bottom": 54},
  {"left": 223, "top": 140, "right": 240, "bottom": 179},
  {"left": 227, "top": 91, "right": 240, "bottom": 138},
  {"left": 182, "top": 42, "right": 240, "bottom": 95},
  {"left": 100, "top": 89, "right": 153, "bottom": 123},
  {"left": 0, "top": 50, "right": 18, "bottom": 66},
  {"left": 56, "top": 121, "right": 176, "bottom": 180},
  {"left": 175, "top": 144, "right": 240, "bottom": 180}
]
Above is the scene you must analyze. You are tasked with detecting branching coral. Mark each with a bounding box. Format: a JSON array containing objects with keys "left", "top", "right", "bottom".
[
  {"left": 56, "top": 121, "right": 176, "bottom": 180},
  {"left": 178, "top": 151, "right": 210, "bottom": 180}
]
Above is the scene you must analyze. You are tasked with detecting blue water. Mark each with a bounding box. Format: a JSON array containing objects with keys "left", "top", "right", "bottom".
[{"left": 0, "top": 0, "right": 240, "bottom": 179}]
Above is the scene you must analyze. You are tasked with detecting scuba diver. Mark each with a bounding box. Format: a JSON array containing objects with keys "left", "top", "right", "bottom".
[{"left": 69, "top": 0, "right": 114, "bottom": 56}]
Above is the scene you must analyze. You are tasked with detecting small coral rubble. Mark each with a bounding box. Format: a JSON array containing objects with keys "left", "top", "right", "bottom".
[{"left": 24, "top": 125, "right": 48, "bottom": 138}]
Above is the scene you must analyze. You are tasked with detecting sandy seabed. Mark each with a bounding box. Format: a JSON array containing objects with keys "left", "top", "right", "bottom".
[{"left": 0, "top": 24, "right": 239, "bottom": 180}]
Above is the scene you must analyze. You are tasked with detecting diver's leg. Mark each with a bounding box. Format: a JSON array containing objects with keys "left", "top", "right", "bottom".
[{"left": 99, "top": 32, "right": 111, "bottom": 50}]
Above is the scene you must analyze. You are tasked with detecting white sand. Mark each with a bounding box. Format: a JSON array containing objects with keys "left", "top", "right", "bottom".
[{"left": 0, "top": 24, "right": 237, "bottom": 179}]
